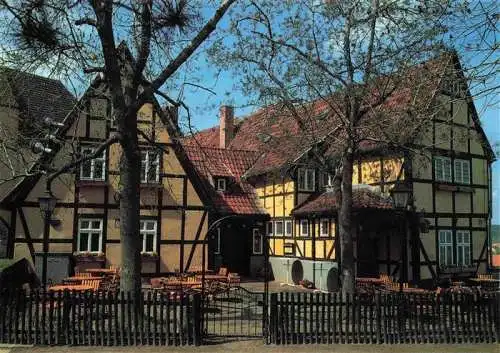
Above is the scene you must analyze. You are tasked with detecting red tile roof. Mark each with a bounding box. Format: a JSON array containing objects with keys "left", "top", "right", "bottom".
[
  {"left": 186, "top": 55, "right": 451, "bottom": 178},
  {"left": 292, "top": 187, "right": 393, "bottom": 216},
  {"left": 181, "top": 145, "right": 267, "bottom": 215}
]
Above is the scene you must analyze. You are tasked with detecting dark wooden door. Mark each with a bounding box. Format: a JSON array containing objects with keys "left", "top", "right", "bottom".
[
  {"left": 222, "top": 223, "right": 250, "bottom": 275},
  {"left": 357, "top": 233, "right": 379, "bottom": 277}
]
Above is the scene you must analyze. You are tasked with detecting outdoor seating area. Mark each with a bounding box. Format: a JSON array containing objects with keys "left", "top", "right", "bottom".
[
  {"left": 149, "top": 267, "right": 241, "bottom": 298},
  {"left": 47, "top": 266, "right": 120, "bottom": 292},
  {"left": 355, "top": 273, "right": 499, "bottom": 295}
]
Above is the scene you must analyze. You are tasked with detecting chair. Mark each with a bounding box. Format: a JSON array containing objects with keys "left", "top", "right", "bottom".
[
  {"left": 83, "top": 279, "right": 101, "bottom": 291},
  {"left": 228, "top": 273, "right": 240, "bottom": 287}
]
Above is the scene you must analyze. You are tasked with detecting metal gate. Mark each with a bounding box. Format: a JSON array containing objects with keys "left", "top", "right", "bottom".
[{"left": 202, "top": 286, "right": 266, "bottom": 342}]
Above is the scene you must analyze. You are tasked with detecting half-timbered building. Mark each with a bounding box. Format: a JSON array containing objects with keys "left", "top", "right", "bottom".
[
  {"left": 0, "top": 52, "right": 494, "bottom": 290},
  {"left": 185, "top": 52, "right": 495, "bottom": 290}
]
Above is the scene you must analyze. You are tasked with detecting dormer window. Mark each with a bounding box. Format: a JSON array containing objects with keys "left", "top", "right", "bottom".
[
  {"left": 216, "top": 177, "right": 226, "bottom": 192},
  {"left": 298, "top": 168, "right": 315, "bottom": 192}
]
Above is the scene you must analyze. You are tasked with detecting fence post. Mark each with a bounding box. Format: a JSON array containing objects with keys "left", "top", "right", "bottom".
[
  {"left": 495, "top": 292, "right": 500, "bottom": 343},
  {"left": 269, "top": 293, "right": 278, "bottom": 344},
  {"left": 192, "top": 293, "right": 202, "bottom": 346}
]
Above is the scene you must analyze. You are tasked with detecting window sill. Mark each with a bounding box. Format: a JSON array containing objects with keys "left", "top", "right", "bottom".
[
  {"left": 77, "top": 180, "right": 107, "bottom": 187},
  {"left": 140, "top": 182, "right": 162, "bottom": 189},
  {"left": 440, "top": 266, "right": 475, "bottom": 274},
  {"left": 141, "top": 254, "right": 159, "bottom": 262},
  {"left": 436, "top": 184, "right": 474, "bottom": 193}
]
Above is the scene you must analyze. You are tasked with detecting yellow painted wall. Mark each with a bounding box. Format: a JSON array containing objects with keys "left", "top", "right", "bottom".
[{"left": 12, "top": 89, "right": 209, "bottom": 277}]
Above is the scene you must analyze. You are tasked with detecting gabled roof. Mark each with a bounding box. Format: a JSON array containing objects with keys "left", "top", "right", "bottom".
[
  {"left": 0, "top": 67, "right": 76, "bottom": 126},
  {"left": 0, "top": 67, "right": 76, "bottom": 205},
  {"left": 181, "top": 144, "right": 267, "bottom": 215},
  {"left": 292, "top": 187, "right": 393, "bottom": 217},
  {"left": 188, "top": 53, "right": 495, "bottom": 181}
]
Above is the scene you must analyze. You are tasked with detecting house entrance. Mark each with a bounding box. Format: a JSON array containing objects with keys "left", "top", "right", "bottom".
[
  {"left": 223, "top": 224, "right": 251, "bottom": 276},
  {"left": 357, "top": 232, "right": 379, "bottom": 277}
]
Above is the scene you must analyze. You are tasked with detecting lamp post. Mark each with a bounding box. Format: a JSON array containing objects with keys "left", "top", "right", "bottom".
[
  {"left": 390, "top": 182, "right": 411, "bottom": 292},
  {"left": 38, "top": 190, "right": 57, "bottom": 287}
]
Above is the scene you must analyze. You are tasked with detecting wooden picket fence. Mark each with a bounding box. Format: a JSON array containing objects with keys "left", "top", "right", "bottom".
[
  {"left": 0, "top": 290, "right": 202, "bottom": 346},
  {"left": 268, "top": 291, "right": 500, "bottom": 344}
]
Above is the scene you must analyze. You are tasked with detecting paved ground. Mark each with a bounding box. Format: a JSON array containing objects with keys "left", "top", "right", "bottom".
[{"left": 1, "top": 341, "right": 498, "bottom": 353}]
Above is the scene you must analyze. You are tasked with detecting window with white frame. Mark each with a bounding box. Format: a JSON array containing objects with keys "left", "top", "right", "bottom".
[
  {"left": 320, "top": 219, "right": 329, "bottom": 237},
  {"left": 140, "top": 220, "right": 157, "bottom": 254},
  {"left": 275, "top": 221, "right": 284, "bottom": 236},
  {"left": 80, "top": 147, "right": 106, "bottom": 181},
  {"left": 300, "top": 219, "right": 309, "bottom": 237},
  {"left": 252, "top": 229, "right": 263, "bottom": 254},
  {"left": 454, "top": 159, "right": 470, "bottom": 184},
  {"left": 456, "top": 230, "right": 471, "bottom": 266},
  {"left": 298, "top": 168, "right": 315, "bottom": 192},
  {"left": 438, "top": 230, "right": 453, "bottom": 267},
  {"left": 321, "top": 173, "right": 334, "bottom": 188},
  {"left": 140, "top": 150, "right": 160, "bottom": 183},
  {"left": 216, "top": 178, "right": 226, "bottom": 191},
  {"left": 214, "top": 228, "right": 221, "bottom": 254},
  {"left": 285, "top": 220, "right": 293, "bottom": 237},
  {"left": 77, "top": 218, "right": 103, "bottom": 253},
  {"left": 267, "top": 221, "right": 273, "bottom": 236},
  {"left": 434, "top": 156, "right": 452, "bottom": 182}
]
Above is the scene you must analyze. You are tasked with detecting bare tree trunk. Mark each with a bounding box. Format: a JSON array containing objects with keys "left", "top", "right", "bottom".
[
  {"left": 119, "top": 111, "right": 142, "bottom": 295},
  {"left": 339, "top": 148, "right": 355, "bottom": 295}
]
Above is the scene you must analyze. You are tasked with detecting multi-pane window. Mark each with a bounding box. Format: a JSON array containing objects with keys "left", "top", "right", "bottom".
[
  {"left": 438, "top": 230, "right": 453, "bottom": 267},
  {"left": 320, "top": 219, "right": 329, "bottom": 237},
  {"left": 214, "top": 228, "right": 221, "bottom": 254},
  {"left": 140, "top": 150, "right": 160, "bottom": 183},
  {"left": 454, "top": 159, "right": 470, "bottom": 184},
  {"left": 434, "top": 156, "right": 452, "bottom": 182},
  {"left": 140, "top": 220, "right": 157, "bottom": 254},
  {"left": 300, "top": 219, "right": 309, "bottom": 237},
  {"left": 77, "top": 218, "right": 103, "bottom": 253},
  {"left": 252, "top": 229, "right": 263, "bottom": 254},
  {"left": 285, "top": 220, "right": 293, "bottom": 237},
  {"left": 80, "top": 147, "right": 105, "bottom": 181},
  {"left": 275, "top": 221, "right": 284, "bottom": 236},
  {"left": 298, "top": 168, "right": 315, "bottom": 192},
  {"left": 456, "top": 230, "right": 471, "bottom": 266},
  {"left": 267, "top": 221, "right": 273, "bottom": 236}
]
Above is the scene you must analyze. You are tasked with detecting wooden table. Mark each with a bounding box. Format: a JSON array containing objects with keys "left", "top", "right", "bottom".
[
  {"left": 403, "top": 288, "right": 427, "bottom": 293},
  {"left": 48, "top": 285, "right": 94, "bottom": 292},
  {"left": 85, "top": 268, "right": 117, "bottom": 275},
  {"left": 356, "top": 277, "right": 384, "bottom": 285},
  {"left": 195, "top": 274, "right": 227, "bottom": 282},
  {"left": 63, "top": 276, "right": 103, "bottom": 283},
  {"left": 163, "top": 281, "right": 202, "bottom": 288}
]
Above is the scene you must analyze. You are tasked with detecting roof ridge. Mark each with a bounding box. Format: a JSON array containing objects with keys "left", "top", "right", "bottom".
[
  {"left": 183, "top": 144, "right": 259, "bottom": 154},
  {"left": 0, "top": 66, "right": 69, "bottom": 86}
]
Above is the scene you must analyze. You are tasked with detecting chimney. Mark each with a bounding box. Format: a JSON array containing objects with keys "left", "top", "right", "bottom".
[{"left": 219, "top": 105, "right": 234, "bottom": 149}]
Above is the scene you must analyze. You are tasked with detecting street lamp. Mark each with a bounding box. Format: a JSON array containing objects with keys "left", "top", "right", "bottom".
[
  {"left": 38, "top": 190, "right": 57, "bottom": 287},
  {"left": 390, "top": 182, "right": 412, "bottom": 209},
  {"left": 38, "top": 190, "right": 57, "bottom": 220},
  {"left": 390, "top": 182, "right": 412, "bottom": 292}
]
